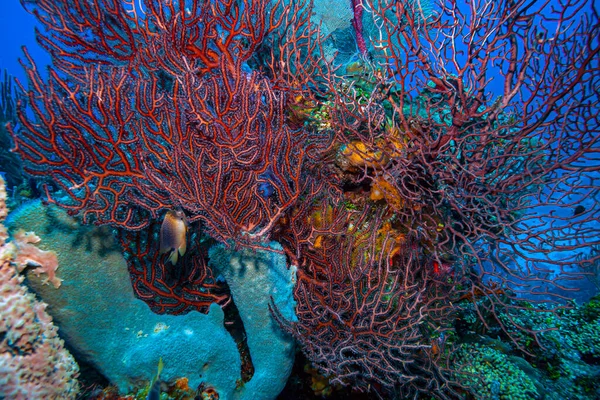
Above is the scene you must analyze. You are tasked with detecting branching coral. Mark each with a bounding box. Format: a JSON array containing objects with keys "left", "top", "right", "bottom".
[
  {"left": 9, "top": 0, "right": 328, "bottom": 245},
  {"left": 8, "top": 0, "right": 332, "bottom": 314},
  {"left": 4, "top": 0, "right": 599, "bottom": 398},
  {"left": 273, "top": 200, "right": 460, "bottom": 398},
  {"left": 271, "top": 0, "right": 599, "bottom": 397},
  {"left": 322, "top": 0, "right": 599, "bottom": 346}
]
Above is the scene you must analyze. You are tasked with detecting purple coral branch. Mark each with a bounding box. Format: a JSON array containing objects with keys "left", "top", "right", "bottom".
[{"left": 350, "top": 0, "right": 368, "bottom": 56}]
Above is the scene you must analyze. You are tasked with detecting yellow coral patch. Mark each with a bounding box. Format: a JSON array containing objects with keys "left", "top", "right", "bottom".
[
  {"left": 313, "top": 235, "right": 324, "bottom": 249},
  {"left": 370, "top": 184, "right": 385, "bottom": 201},
  {"left": 309, "top": 204, "right": 334, "bottom": 229},
  {"left": 175, "top": 377, "right": 190, "bottom": 391}
]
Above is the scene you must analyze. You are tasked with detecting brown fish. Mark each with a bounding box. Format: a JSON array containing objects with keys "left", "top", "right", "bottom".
[{"left": 160, "top": 210, "right": 187, "bottom": 265}]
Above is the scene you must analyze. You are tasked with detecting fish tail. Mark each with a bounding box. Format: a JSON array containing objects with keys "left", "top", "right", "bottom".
[
  {"left": 168, "top": 250, "right": 179, "bottom": 265},
  {"left": 157, "top": 357, "right": 163, "bottom": 379}
]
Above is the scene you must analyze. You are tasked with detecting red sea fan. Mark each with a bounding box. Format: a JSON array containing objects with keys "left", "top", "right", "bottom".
[
  {"left": 273, "top": 0, "right": 599, "bottom": 397},
  {"left": 272, "top": 201, "right": 461, "bottom": 397},
  {"left": 324, "top": 0, "right": 599, "bottom": 348},
  {"left": 9, "top": 0, "right": 328, "bottom": 247}
]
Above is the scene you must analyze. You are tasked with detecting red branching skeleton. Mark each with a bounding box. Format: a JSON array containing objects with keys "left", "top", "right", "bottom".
[
  {"left": 272, "top": 200, "right": 460, "bottom": 397},
  {"left": 10, "top": 0, "right": 326, "bottom": 243},
  {"left": 9, "top": 0, "right": 332, "bottom": 314},
  {"left": 117, "top": 222, "right": 229, "bottom": 314},
  {"left": 271, "top": 0, "right": 599, "bottom": 396},
  {"left": 6, "top": 0, "right": 600, "bottom": 397}
]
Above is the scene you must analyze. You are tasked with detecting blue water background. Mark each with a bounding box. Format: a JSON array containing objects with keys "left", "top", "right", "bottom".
[
  {"left": 0, "top": 1, "right": 49, "bottom": 85},
  {"left": 0, "top": 0, "right": 587, "bottom": 103}
]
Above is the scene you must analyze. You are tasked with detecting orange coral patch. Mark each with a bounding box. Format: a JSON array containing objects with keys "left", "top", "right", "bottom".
[
  {"left": 342, "top": 141, "right": 389, "bottom": 169},
  {"left": 370, "top": 177, "right": 404, "bottom": 210}
]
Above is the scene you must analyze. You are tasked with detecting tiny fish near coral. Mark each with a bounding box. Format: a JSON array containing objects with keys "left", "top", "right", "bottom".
[{"left": 160, "top": 210, "right": 187, "bottom": 265}]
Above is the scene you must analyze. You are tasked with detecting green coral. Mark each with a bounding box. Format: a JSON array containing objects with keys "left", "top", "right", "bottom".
[
  {"left": 455, "top": 344, "right": 540, "bottom": 400},
  {"left": 580, "top": 295, "right": 600, "bottom": 322},
  {"left": 309, "top": 101, "right": 334, "bottom": 131},
  {"left": 455, "top": 296, "right": 600, "bottom": 399},
  {"left": 569, "top": 319, "right": 600, "bottom": 357},
  {"left": 552, "top": 297, "right": 600, "bottom": 362}
]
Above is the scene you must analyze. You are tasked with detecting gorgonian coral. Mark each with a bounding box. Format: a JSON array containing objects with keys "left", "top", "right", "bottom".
[
  {"left": 271, "top": 0, "right": 599, "bottom": 397},
  {"left": 6, "top": 0, "right": 599, "bottom": 398},
  {"left": 9, "top": 0, "right": 328, "bottom": 244},
  {"left": 9, "top": 0, "right": 331, "bottom": 314}
]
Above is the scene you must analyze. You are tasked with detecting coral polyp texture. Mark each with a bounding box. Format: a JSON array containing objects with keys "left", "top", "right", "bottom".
[
  {"left": 4, "top": 0, "right": 599, "bottom": 398},
  {"left": 0, "top": 177, "right": 80, "bottom": 399}
]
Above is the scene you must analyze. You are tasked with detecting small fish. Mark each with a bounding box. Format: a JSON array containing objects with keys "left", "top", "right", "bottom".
[
  {"left": 146, "top": 357, "right": 164, "bottom": 400},
  {"left": 573, "top": 205, "right": 586, "bottom": 216},
  {"left": 160, "top": 209, "right": 188, "bottom": 264},
  {"left": 431, "top": 332, "right": 446, "bottom": 356}
]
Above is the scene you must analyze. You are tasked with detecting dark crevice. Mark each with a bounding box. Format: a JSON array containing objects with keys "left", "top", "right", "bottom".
[{"left": 220, "top": 281, "right": 255, "bottom": 384}]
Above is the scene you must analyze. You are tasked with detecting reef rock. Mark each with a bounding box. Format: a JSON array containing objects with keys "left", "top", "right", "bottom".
[
  {"left": 6, "top": 201, "right": 297, "bottom": 399},
  {"left": 0, "top": 178, "right": 79, "bottom": 400},
  {"left": 209, "top": 242, "right": 297, "bottom": 400}
]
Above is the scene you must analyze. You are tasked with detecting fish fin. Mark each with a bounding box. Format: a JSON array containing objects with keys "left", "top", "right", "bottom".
[
  {"left": 167, "top": 249, "right": 179, "bottom": 265},
  {"left": 179, "top": 241, "right": 187, "bottom": 259}
]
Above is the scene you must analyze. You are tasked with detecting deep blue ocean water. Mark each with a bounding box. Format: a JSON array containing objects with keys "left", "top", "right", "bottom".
[
  {"left": 0, "top": 1, "right": 49, "bottom": 85},
  {"left": 0, "top": 0, "right": 584, "bottom": 98}
]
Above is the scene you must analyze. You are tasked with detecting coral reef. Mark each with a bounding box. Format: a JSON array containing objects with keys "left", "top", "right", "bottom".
[
  {"left": 7, "top": 200, "right": 297, "bottom": 399},
  {"left": 273, "top": 202, "right": 456, "bottom": 397},
  {"left": 455, "top": 344, "right": 540, "bottom": 400},
  {"left": 8, "top": 0, "right": 328, "bottom": 249},
  {"left": 4, "top": 0, "right": 599, "bottom": 398},
  {"left": 269, "top": 0, "right": 599, "bottom": 396},
  {"left": 455, "top": 296, "right": 600, "bottom": 399},
  {"left": 0, "top": 177, "right": 80, "bottom": 399}
]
